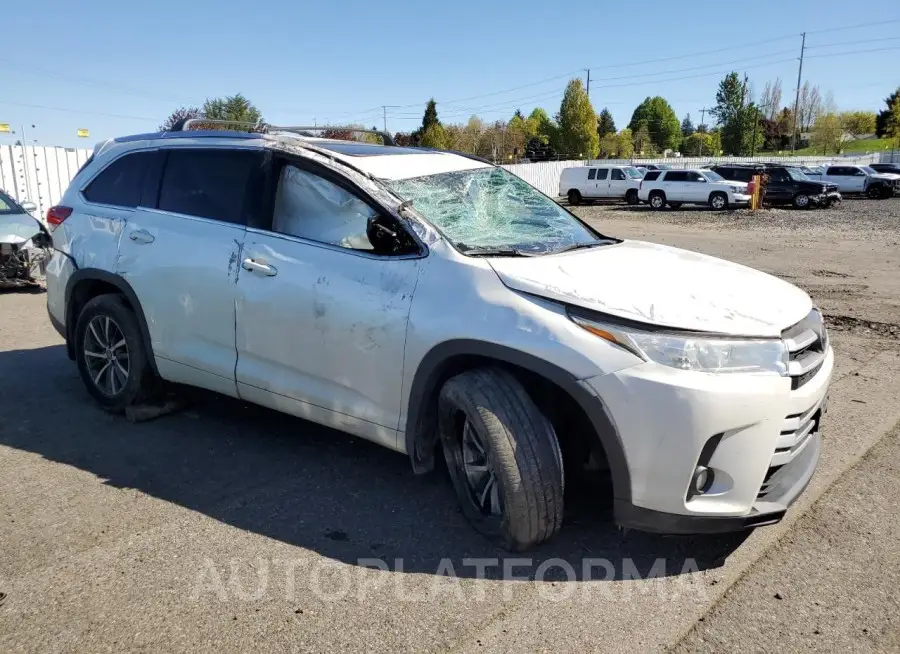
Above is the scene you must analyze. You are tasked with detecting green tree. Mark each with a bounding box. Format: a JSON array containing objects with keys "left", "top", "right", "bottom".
[
  {"left": 681, "top": 113, "right": 695, "bottom": 137},
  {"left": 422, "top": 99, "right": 441, "bottom": 130},
  {"left": 712, "top": 72, "right": 751, "bottom": 153},
  {"left": 616, "top": 128, "right": 634, "bottom": 158},
  {"left": 680, "top": 131, "right": 722, "bottom": 156},
  {"left": 420, "top": 123, "right": 449, "bottom": 149},
  {"left": 527, "top": 108, "right": 558, "bottom": 149},
  {"left": 597, "top": 108, "right": 616, "bottom": 138},
  {"left": 631, "top": 123, "right": 654, "bottom": 155},
  {"left": 202, "top": 94, "right": 263, "bottom": 129},
  {"left": 810, "top": 113, "right": 843, "bottom": 154},
  {"left": 627, "top": 96, "right": 681, "bottom": 152},
  {"left": 876, "top": 87, "right": 900, "bottom": 137},
  {"left": 159, "top": 106, "right": 202, "bottom": 131},
  {"left": 840, "top": 110, "right": 876, "bottom": 138},
  {"left": 557, "top": 79, "right": 599, "bottom": 158},
  {"left": 884, "top": 95, "right": 900, "bottom": 145}
]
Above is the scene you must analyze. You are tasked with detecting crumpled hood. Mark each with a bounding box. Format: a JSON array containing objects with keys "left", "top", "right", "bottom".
[
  {"left": 0, "top": 212, "right": 43, "bottom": 245},
  {"left": 488, "top": 240, "right": 812, "bottom": 337},
  {"left": 871, "top": 172, "right": 900, "bottom": 182}
]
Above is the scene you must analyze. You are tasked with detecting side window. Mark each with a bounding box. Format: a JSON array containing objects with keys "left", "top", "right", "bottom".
[
  {"left": 643, "top": 171, "right": 661, "bottom": 181},
  {"left": 83, "top": 151, "right": 155, "bottom": 207},
  {"left": 595, "top": 168, "right": 609, "bottom": 180},
  {"left": 827, "top": 166, "right": 847, "bottom": 176},
  {"left": 770, "top": 169, "right": 789, "bottom": 182},
  {"left": 158, "top": 149, "right": 262, "bottom": 224},
  {"left": 685, "top": 171, "right": 705, "bottom": 182},
  {"left": 271, "top": 164, "right": 379, "bottom": 251},
  {"left": 588, "top": 169, "right": 597, "bottom": 180},
  {"left": 664, "top": 171, "right": 687, "bottom": 182},
  {"left": 611, "top": 169, "right": 626, "bottom": 181}
]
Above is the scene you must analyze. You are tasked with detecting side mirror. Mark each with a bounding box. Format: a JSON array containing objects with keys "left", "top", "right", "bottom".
[
  {"left": 21, "top": 201, "right": 37, "bottom": 213},
  {"left": 366, "top": 215, "right": 415, "bottom": 255}
]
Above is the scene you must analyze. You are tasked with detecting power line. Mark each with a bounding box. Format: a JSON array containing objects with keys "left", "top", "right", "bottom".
[
  {"left": 805, "top": 17, "right": 900, "bottom": 34},
  {"left": 0, "top": 100, "right": 155, "bottom": 122},
  {"left": 805, "top": 35, "right": 900, "bottom": 49},
  {"left": 805, "top": 45, "right": 900, "bottom": 59}
]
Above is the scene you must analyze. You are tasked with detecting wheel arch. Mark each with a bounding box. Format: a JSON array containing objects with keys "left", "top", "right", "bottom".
[
  {"left": 404, "top": 339, "right": 632, "bottom": 502},
  {"left": 64, "top": 268, "right": 158, "bottom": 375}
]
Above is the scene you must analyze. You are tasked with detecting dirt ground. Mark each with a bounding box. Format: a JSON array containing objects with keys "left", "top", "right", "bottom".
[{"left": 1, "top": 197, "right": 900, "bottom": 652}]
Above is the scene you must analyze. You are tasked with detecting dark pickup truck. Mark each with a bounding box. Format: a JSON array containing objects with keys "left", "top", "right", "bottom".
[{"left": 708, "top": 164, "right": 841, "bottom": 209}]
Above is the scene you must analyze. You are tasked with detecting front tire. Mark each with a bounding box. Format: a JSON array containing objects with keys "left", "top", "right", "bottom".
[
  {"left": 438, "top": 368, "right": 564, "bottom": 551},
  {"left": 74, "top": 294, "right": 155, "bottom": 413},
  {"left": 567, "top": 189, "right": 582, "bottom": 206},
  {"left": 793, "top": 193, "right": 811, "bottom": 209},
  {"left": 708, "top": 192, "right": 728, "bottom": 210}
]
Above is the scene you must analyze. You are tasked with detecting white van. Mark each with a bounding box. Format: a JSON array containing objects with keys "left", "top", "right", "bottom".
[{"left": 559, "top": 165, "right": 643, "bottom": 205}]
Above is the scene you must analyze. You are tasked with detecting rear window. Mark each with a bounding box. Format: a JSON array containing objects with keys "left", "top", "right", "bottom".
[
  {"left": 643, "top": 171, "right": 661, "bottom": 181},
  {"left": 588, "top": 169, "right": 596, "bottom": 180},
  {"left": 595, "top": 168, "right": 609, "bottom": 181},
  {"left": 158, "top": 149, "right": 263, "bottom": 224},
  {"left": 662, "top": 171, "right": 687, "bottom": 182},
  {"left": 83, "top": 151, "right": 156, "bottom": 207}
]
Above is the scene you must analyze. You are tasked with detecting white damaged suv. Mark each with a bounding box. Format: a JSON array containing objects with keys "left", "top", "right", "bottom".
[{"left": 44, "top": 124, "right": 832, "bottom": 550}]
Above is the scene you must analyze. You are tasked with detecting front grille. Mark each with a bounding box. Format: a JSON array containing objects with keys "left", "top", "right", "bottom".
[{"left": 782, "top": 309, "right": 828, "bottom": 390}]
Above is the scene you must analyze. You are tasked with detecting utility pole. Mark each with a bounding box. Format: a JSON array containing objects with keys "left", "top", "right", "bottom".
[
  {"left": 381, "top": 105, "right": 401, "bottom": 137},
  {"left": 698, "top": 107, "right": 712, "bottom": 156},
  {"left": 790, "top": 32, "right": 806, "bottom": 153},
  {"left": 584, "top": 68, "right": 591, "bottom": 99}
]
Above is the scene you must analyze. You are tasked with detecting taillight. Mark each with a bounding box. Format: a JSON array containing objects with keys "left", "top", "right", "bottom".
[{"left": 46, "top": 206, "right": 73, "bottom": 228}]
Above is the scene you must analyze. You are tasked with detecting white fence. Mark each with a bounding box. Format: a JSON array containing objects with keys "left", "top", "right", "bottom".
[
  {"left": 1, "top": 145, "right": 93, "bottom": 220},
  {"left": 0, "top": 144, "right": 890, "bottom": 216}
]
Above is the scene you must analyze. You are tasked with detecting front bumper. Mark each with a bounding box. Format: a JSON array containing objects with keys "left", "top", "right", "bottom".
[
  {"left": 586, "top": 346, "right": 833, "bottom": 534},
  {"left": 812, "top": 191, "right": 842, "bottom": 206},
  {"left": 732, "top": 193, "right": 751, "bottom": 205}
]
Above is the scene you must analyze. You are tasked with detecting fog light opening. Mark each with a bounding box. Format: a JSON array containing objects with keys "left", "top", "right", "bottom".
[{"left": 693, "top": 466, "right": 715, "bottom": 494}]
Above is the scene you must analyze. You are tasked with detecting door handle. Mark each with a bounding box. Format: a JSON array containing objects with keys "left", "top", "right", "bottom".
[
  {"left": 242, "top": 258, "right": 278, "bottom": 276},
  {"left": 129, "top": 229, "right": 155, "bottom": 244}
]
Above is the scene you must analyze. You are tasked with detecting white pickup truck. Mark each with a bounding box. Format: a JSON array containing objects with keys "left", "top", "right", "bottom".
[
  {"left": 805, "top": 164, "right": 899, "bottom": 199},
  {"left": 637, "top": 168, "right": 751, "bottom": 210}
]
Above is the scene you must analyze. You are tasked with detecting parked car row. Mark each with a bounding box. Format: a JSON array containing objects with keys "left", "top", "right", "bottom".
[{"left": 559, "top": 160, "right": 899, "bottom": 210}]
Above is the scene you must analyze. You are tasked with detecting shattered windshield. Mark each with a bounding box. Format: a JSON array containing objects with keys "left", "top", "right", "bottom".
[
  {"left": 785, "top": 167, "right": 810, "bottom": 181},
  {"left": 387, "top": 167, "right": 609, "bottom": 255}
]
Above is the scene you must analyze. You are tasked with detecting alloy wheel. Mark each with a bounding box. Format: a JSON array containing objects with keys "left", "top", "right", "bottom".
[
  {"left": 83, "top": 315, "right": 130, "bottom": 396},
  {"left": 711, "top": 195, "right": 726, "bottom": 209},
  {"left": 461, "top": 421, "right": 503, "bottom": 517}
]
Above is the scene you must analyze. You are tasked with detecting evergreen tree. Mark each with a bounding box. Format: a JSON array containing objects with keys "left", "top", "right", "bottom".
[
  {"left": 681, "top": 113, "right": 695, "bottom": 137},
  {"left": 557, "top": 79, "right": 599, "bottom": 158},
  {"left": 597, "top": 108, "right": 616, "bottom": 138}
]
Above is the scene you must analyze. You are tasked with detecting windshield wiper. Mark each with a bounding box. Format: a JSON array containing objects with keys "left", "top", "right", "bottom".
[
  {"left": 458, "top": 246, "right": 538, "bottom": 257},
  {"left": 547, "top": 240, "right": 615, "bottom": 255}
]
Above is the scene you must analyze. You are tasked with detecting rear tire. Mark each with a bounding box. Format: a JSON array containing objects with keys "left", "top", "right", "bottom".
[
  {"left": 567, "top": 189, "right": 582, "bottom": 206},
  {"left": 709, "top": 192, "right": 728, "bottom": 210},
  {"left": 649, "top": 191, "right": 666, "bottom": 210},
  {"left": 439, "top": 368, "right": 564, "bottom": 551},
  {"left": 74, "top": 294, "right": 155, "bottom": 413},
  {"left": 625, "top": 189, "right": 639, "bottom": 205}
]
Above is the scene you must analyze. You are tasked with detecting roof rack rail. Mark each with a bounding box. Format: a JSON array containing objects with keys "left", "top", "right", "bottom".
[
  {"left": 178, "top": 118, "right": 265, "bottom": 132},
  {"left": 174, "top": 119, "right": 395, "bottom": 147},
  {"left": 267, "top": 125, "right": 395, "bottom": 147}
]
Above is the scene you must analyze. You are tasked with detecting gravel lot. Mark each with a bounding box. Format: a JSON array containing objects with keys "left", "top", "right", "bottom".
[{"left": 1, "top": 197, "right": 900, "bottom": 652}]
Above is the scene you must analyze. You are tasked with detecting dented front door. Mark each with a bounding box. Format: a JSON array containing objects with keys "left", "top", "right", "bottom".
[{"left": 233, "top": 231, "right": 420, "bottom": 450}]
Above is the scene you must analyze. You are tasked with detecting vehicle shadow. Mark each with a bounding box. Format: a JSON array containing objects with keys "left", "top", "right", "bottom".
[{"left": 0, "top": 345, "right": 748, "bottom": 581}]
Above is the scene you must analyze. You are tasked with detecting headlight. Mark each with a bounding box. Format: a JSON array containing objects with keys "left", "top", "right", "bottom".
[{"left": 570, "top": 313, "right": 789, "bottom": 375}]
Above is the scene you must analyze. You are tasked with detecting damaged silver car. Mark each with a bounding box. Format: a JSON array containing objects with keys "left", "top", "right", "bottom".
[{"left": 0, "top": 190, "right": 51, "bottom": 289}]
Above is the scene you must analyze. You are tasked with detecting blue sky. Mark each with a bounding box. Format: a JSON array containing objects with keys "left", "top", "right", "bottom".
[{"left": 1, "top": 0, "right": 899, "bottom": 148}]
